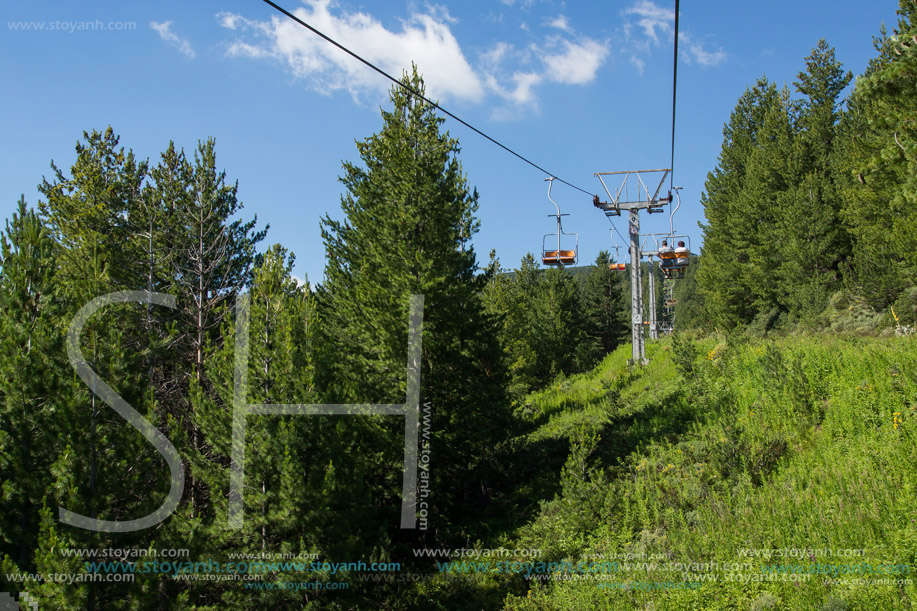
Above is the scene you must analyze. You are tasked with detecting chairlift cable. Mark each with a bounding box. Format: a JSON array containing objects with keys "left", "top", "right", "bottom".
[{"left": 669, "top": 0, "right": 680, "bottom": 190}]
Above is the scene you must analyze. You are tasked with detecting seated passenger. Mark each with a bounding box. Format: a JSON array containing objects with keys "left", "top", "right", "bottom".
[{"left": 674, "top": 240, "right": 689, "bottom": 277}]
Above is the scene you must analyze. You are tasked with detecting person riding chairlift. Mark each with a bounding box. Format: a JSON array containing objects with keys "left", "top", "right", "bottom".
[
  {"left": 659, "top": 239, "right": 675, "bottom": 278},
  {"left": 674, "top": 240, "right": 689, "bottom": 277}
]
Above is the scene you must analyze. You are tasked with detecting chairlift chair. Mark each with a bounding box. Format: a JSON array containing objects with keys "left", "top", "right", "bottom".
[
  {"left": 608, "top": 229, "right": 627, "bottom": 271},
  {"left": 541, "top": 177, "right": 578, "bottom": 267},
  {"left": 660, "top": 189, "right": 691, "bottom": 278},
  {"left": 657, "top": 235, "right": 691, "bottom": 278}
]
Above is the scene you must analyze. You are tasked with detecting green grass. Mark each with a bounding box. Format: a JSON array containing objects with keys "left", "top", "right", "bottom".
[{"left": 496, "top": 333, "right": 917, "bottom": 610}]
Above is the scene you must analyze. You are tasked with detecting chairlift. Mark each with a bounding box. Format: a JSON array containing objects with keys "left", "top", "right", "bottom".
[
  {"left": 659, "top": 188, "right": 691, "bottom": 278},
  {"left": 608, "top": 229, "right": 627, "bottom": 271},
  {"left": 541, "top": 177, "right": 578, "bottom": 267},
  {"left": 657, "top": 235, "right": 691, "bottom": 278}
]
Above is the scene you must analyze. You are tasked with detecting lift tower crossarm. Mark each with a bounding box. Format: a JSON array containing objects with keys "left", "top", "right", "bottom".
[{"left": 593, "top": 169, "right": 670, "bottom": 215}]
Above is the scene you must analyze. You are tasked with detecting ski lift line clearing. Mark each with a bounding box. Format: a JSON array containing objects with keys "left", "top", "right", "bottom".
[{"left": 541, "top": 177, "right": 579, "bottom": 268}]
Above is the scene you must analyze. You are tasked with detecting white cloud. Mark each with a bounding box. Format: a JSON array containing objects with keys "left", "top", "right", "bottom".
[
  {"left": 150, "top": 21, "right": 195, "bottom": 59},
  {"left": 217, "top": 12, "right": 244, "bottom": 30},
  {"left": 630, "top": 55, "right": 645, "bottom": 75},
  {"left": 227, "top": 41, "right": 273, "bottom": 59},
  {"left": 480, "top": 33, "right": 608, "bottom": 118},
  {"left": 546, "top": 15, "right": 571, "bottom": 33},
  {"left": 425, "top": 3, "right": 458, "bottom": 25},
  {"left": 485, "top": 70, "right": 542, "bottom": 106},
  {"left": 624, "top": 0, "right": 673, "bottom": 45},
  {"left": 217, "top": 1, "right": 484, "bottom": 103},
  {"left": 481, "top": 41, "right": 513, "bottom": 68},
  {"left": 621, "top": 1, "right": 726, "bottom": 70},
  {"left": 219, "top": 2, "right": 610, "bottom": 118},
  {"left": 679, "top": 32, "right": 727, "bottom": 66},
  {"left": 542, "top": 38, "right": 608, "bottom": 85}
]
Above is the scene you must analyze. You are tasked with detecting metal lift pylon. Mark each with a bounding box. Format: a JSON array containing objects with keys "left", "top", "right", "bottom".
[{"left": 593, "top": 169, "right": 671, "bottom": 366}]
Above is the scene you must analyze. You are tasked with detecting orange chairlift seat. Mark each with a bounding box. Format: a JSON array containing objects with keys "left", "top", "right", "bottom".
[{"left": 544, "top": 250, "right": 577, "bottom": 265}]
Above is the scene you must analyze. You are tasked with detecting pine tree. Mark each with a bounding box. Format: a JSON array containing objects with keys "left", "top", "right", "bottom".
[
  {"left": 672, "top": 254, "right": 705, "bottom": 330},
  {"left": 482, "top": 253, "right": 540, "bottom": 399},
  {"left": 697, "top": 78, "right": 783, "bottom": 328},
  {"left": 0, "top": 199, "right": 62, "bottom": 568},
  {"left": 739, "top": 84, "right": 796, "bottom": 324},
  {"left": 776, "top": 39, "right": 852, "bottom": 318},
  {"left": 34, "top": 129, "right": 183, "bottom": 609},
  {"left": 535, "top": 267, "right": 593, "bottom": 376},
  {"left": 151, "top": 138, "right": 267, "bottom": 516},
  {"left": 173, "top": 245, "right": 328, "bottom": 608},
  {"left": 836, "top": 1, "right": 917, "bottom": 308},
  {"left": 317, "top": 66, "right": 509, "bottom": 541},
  {"left": 483, "top": 253, "right": 600, "bottom": 398}
]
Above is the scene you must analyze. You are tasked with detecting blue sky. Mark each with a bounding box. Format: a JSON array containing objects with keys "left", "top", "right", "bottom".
[{"left": 0, "top": 0, "right": 901, "bottom": 286}]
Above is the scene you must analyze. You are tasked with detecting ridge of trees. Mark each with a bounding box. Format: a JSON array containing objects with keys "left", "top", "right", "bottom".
[{"left": 697, "top": 5, "right": 917, "bottom": 331}]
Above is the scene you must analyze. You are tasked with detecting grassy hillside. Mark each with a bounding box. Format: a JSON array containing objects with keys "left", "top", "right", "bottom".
[
  {"left": 502, "top": 333, "right": 917, "bottom": 610},
  {"left": 417, "top": 332, "right": 917, "bottom": 610}
]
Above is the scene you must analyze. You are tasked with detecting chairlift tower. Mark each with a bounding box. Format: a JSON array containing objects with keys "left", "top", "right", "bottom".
[{"left": 593, "top": 169, "right": 671, "bottom": 366}]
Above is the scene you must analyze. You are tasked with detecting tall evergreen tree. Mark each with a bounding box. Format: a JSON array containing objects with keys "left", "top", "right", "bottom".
[
  {"left": 776, "top": 39, "right": 852, "bottom": 318},
  {"left": 34, "top": 130, "right": 172, "bottom": 609},
  {"left": 151, "top": 139, "right": 267, "bottom": 515},
  {"left": 697, "top": 78, "right": 783, "bottom": 328},
  {"left": 317, "top": 67, "right": 509, "bottom": 540},
  {"left": 836, "top": 1, "right": 917, "bottom": 308},
  {"left": 175, "top": 245, "right": 326, "bottom": 608},
  {"left": 482, "top": 253, "right": 541, "bottom": 399},
  {"left": 28, "top": 129, "right": 267, "bottom": 608},
  {"left": 483, "top": 253, "right": 603, "bottom": 398},
  {"left": 739, "top": 84, "right": 796, "bottom": 323},
  {"left": 0, "top": 199, "right": 62, "bottom": 569},
  {"left": 536, "top": 267, "right": 593, "bottom": 375}
]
